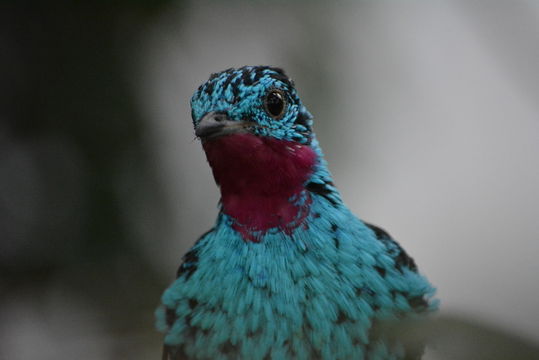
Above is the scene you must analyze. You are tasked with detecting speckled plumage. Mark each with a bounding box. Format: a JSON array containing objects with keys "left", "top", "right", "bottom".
[{"left": 156, "top": 66, "right": 437, "bottom": 360}]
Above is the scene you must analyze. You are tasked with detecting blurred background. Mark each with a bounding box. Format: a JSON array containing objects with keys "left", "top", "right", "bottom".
[{"left": 1, "top": 1, "right": 538, "bottom": 359}]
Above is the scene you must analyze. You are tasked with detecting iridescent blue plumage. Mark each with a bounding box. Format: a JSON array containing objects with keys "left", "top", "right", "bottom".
[{"left": 156, "top": 66, "right": 437, "bottom": 359}]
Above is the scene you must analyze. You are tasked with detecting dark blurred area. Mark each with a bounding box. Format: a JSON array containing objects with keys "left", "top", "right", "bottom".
[{"left": 0, "top": 3, "right": 173, "bottom": 359}]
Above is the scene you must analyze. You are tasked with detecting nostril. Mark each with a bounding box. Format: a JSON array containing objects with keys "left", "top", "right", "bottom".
[{"left": 213, "top": 112, "right": 228, "bottom": 122}]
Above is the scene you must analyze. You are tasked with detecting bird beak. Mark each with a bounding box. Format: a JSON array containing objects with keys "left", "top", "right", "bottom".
[{"left": 195, "top": 111, "right": 252, "bottom": 141}]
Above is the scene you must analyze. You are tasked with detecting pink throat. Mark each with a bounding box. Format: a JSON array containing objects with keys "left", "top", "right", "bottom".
[{"left": 202, "top": 133, "right": 317, "bottom": 241}]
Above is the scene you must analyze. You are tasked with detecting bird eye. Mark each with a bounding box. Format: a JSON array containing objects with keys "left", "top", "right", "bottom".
[{"left": 264, "top": 89, "right": 287, "bottom": 119}]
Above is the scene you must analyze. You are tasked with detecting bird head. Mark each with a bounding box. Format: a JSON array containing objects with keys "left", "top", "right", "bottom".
[
  {"left": 191, "top": 66, "right": 313, "bottom": 145},
  {"left": 190, "top": 66, "right": 319, "bottom": 195}
]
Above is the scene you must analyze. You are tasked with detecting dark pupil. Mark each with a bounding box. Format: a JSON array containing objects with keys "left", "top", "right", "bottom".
[{"left": 266, "top": 91, "right": 285, "bottom": 117}]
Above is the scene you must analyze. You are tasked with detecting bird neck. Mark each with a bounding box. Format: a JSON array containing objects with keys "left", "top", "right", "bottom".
[{"left": 202, "top": 133, "right": 318, "bottom": 241}]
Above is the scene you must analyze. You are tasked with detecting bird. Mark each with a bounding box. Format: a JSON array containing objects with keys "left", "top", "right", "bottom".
[{"left": 156, "top": 66, "right": 437, "bottom": 360}]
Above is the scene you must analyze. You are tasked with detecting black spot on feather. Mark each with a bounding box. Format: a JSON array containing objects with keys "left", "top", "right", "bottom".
[
  {"left": 269, "top": 66, "right": 285, "bottom": 75},
  {"left": 253, "top": 66, "right": 269, "bottom": 82},
  {"left": 408, "top": 295, "right": 429, "bottom": 311},
  {"left": 295, "top": 111, "right": 310, "bottom": 128},
  {"left": 241, "top": 68, "right": 254, "bottom": 86},
  {"left": 185, "top": 313, "right": 192, "bottom": 327},
  {"left": 374, "top": 265, "right": 386, "bottom": 277},
  {"left": 364, "top": 222, "right": 418, "bottom": 272},
  {"left": 204, "top": 80, "right": 216, "bottom": 96},
  {"left": 332, "top": 224, "right": 340, "bottom": 248},
  {"left": 188, "top": 298, "right": 198, "bottom": 309},
  {"left": 207, "top": 72, "right": 219, "bottom": 82},
  {"left": 176, "top": 228, "right": 214, "bottom": 279},
  {"left": 220, "top": 340, "right": 238, "bottom": 355},
  {"left": 271, "top": 72, "right": 293, "bottom": 87},
  {"left": 395, "top": 250, "right": 418, "bottom": 272},
  {"left": 305, "top": 181, "right": 338, "bottom": 206},
  {"left": 336, "top": 310, "right": 347, "bottom": 324},
  {"left": 165, "top": 308, "right": 176, "bottom": 328},
  {"left": 231, "top": 78, "right": 241, "bottom": 101},
  {"left": 355, "top": 286, "right": 375, "bottom": 297},
  {"left": 267, "top": 67, "right": 294, "bottom": 87},
  {"left": 176, "top": 248, "right": 199, "bottom": 280},
  {"left": 222, "top": 74, "right": 235, "bottom": 93}
]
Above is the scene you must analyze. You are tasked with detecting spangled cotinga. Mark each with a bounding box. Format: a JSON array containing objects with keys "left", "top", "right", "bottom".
[{"left": 156, "top": 66, "right": 437, "bottom": 360}]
